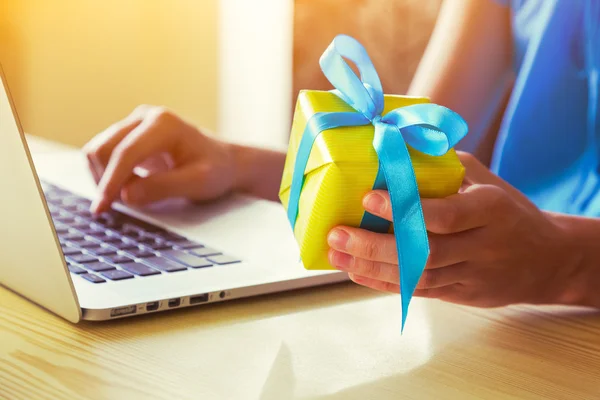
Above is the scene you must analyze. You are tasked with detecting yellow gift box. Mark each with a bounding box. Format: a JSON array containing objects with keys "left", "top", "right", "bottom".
[{"left": 279, "top": 90, "right": 465, "bottom": 271}]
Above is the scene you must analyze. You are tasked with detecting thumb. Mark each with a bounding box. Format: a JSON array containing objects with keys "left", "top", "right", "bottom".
[{"left": 121, "top": 163, "right": 212, "bottom": 206}]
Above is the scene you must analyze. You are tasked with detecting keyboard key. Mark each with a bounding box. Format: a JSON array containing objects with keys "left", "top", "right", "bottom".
[
  {"left": 102, "top": 254, "right": 134, "bottom": 264},
  {"left": 76, "top": 239, "right": 103, "bottom": 248},
  {"left": 92, "top": 213, "right": 114, "bottom": 224},
  {"left": 61, "top": 246, "right": 82, "bottom": 256},
  {"left": 159, "top": 250, "right": 213, "bottom": 268},
  {"left": 84, "top": 246, "right": 117, "bottom": 256},
  {"left": 61, "top": 204, "right": 80, "bottom": 212},
  {"left": 86, "top": 233, "right": 123, "bottom": 243},
  {"left": 85, "top": 261, "right": 117, "bottom": 272},
  {"left": 122, "top": 248, "right": 156, "bottom": 259},
  {"left": 143, "top": 240, "right": 172, "bottom": 250},
  {"left": 120, "top": 262, "right": 161, "bottom": 276},
  {"left": 142, "top": 257, "right": 187, "bottom": 272},
  {"left": 104, "top": 234, "right": 125, "bottom": 243},
  {"left": 59, "top": 232, "right": 85, "bottom": 241},
  {"left": 101, "top": 269, "right": 134, "bottom": 281},
  {"left": 188, "top": 247, "right": 221, "bottom": 257},
  {"left": 58, "top": 196, "right": 79, "bottom": 204},
  {"left": 74, "top": 227, "right": 98, "bottom": 235},
  {"left": 136, "top": 237, "right": 171, "bottom": 250},
  {"left": 134, "top": 236, "right": 159, "bottom": 244},
  {"left": 54, "top": 216, "right": 77, "bottom": 224},
  {"left": 90, "top": 222, "right": 107, "bottom": 231},
  {"left": 95, "top": 215, "right": 126, "bottom": 229},
  {"left": 68, "top": 264, "right": 87, "bottom": 274},
  {"left": 69, "top": 221, "right": 92, "bottom": 230},
  {"left": 207, "top": 255, "right": 242, "bottom": 265},
  {"left": 115, "top": 241, "right": 139, "bottom": 250},
  {"left": 155, "top": 231, "right": 186, "bottom": 241},
  {"left": 67, "top": 254, "right": 98, "bottom": 264},
  {"left": 75, "top": 198, "right": 92, "bottom": 206},
  {"left": 140, "top": 244, "right": 172, "bottom": 252},
  {"left": 81, "top": 273, "right": 106, "bottom": 283},
  {"left": 73, "top": 207, "right": 93, "bottom": 217},
  {"left": 53, "top": 223, "right": 70, "bottom": 234},
  {"left": 120, "top": 223, "right": 144, "bottom": 234},
  {"left": 171, "top": 240, "right": 204, "bottom": 250},
  {"left": 100, "top": 240, "right": 136, "bottom": 251}
]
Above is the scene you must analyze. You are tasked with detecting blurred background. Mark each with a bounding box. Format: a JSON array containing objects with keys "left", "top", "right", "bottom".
[{"left": 0, "top": 0, "right": 441, "bottom": 148}]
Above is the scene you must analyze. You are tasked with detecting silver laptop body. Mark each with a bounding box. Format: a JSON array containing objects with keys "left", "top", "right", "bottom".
[{"left": 0, "top": 65, "right": 347, "bottom": 323}]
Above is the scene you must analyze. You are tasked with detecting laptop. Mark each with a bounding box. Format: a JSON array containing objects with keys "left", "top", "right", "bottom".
[{"left": 0, "top": 65, "right": 348, "bottom": 323}]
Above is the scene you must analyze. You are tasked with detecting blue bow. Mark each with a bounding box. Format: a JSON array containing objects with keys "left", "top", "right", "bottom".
[{"left": 286, "top": 35, "right": 468, "bottom": 331}]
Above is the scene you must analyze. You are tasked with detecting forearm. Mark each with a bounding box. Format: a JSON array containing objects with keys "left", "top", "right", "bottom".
[
  {"left": 230, "top": 143, "right": 286, "bottom": 202},
  {"left": 551, "top": 213, "right": 600, "bottom": 308},
  {"left": 408, "top": 0, "right": 513, "bottom": 161}
]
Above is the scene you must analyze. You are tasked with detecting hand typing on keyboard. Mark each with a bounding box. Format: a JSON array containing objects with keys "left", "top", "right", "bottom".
[
  {"left": 82, "top": 105, "right": 240, "bottom": 214},
  {"left": 83, "top": 105, "right": 287, "bottom": 214}
]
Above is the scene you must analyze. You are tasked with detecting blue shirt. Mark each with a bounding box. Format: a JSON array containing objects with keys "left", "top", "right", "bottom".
[{"left": 488, "top": 0, "right": 600, "bottom": 215}]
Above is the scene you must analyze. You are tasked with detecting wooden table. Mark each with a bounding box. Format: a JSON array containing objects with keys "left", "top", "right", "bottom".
[{"left": 2, "top": 137, "right": 600, "bottom": 400}]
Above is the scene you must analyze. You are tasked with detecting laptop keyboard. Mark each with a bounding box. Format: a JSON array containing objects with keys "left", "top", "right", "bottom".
[{"left": 41, "top": 181, "right": 241, "bottom": 284}]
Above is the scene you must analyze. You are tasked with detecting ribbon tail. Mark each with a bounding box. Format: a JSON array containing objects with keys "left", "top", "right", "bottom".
[{"left": 373, "top": 123, "right": 430, "bottom": 332}]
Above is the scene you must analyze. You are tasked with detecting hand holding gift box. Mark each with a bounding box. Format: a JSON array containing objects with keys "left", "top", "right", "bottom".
[{"left": 279, "top": 35, "right": 468, "bottom": 330}]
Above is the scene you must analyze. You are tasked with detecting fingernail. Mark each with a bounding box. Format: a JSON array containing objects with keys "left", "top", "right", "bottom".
[
  {"left": 328, "top": 228, "right": 350, "bottom": 250},
  {"left": 364, "top": 193, "right": 386, "bottom": 214},
  {"left": 328, "top": 249, "right": 354, "bottom": 271}
]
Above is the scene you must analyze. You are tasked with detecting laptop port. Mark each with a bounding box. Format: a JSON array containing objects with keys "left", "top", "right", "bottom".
[
  {"left": 168, "top": 298, "right": 181, "bottom": 308},
  {"left": 146, "top": 301, "right": 159, "bottom": 311},
  {"left": 110, "top": 305, "right": 136, "bottom": 317},
  {"left": 189, "top": 293, "right": 209, "bottom": 305}
]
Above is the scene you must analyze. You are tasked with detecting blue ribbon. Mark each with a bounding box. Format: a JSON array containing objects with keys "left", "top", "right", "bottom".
[{"left": 286, "top": 35, "right": 468, "bottom": 331}]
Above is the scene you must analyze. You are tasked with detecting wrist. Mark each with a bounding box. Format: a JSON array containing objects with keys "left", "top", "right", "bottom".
[
  {"left": 229, "top": 142, "right": 254, "bottom": 193},
  {"left": 548, "top": 212, "right": 599, "bottom": 308},
  {"left": 227, "top": 141, "right": 286, "bottom": 202}
]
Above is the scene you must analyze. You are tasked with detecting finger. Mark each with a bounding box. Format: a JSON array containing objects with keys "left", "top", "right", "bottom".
[
  {"left": 362, "top": 190, "right": 393, "bottom": 221},
  {"left": 349, "top": 273, "right": 463, "bottom": 298},
  {"left": 363, "top": 185, "right": 500, "bottom": 234},
  {"left": 348, "top": 273, "right": 400, "bottom": 294},
  {"left": 328, "top": 227, "right": 397, "bottom": 264},
  {"left": 412, "top": 284, "right": 462, "bottom": 299},
  {"left": 329, "top": 249, "right": 399, "bottom": 284},
  {"left": 134, "top": 153, "right": 172, "bottom": 177},
  {"left": 86, "top": 154, "right": 102, "bottom": 184},
  {"left": 425, "top": 232, "right": 471, "bottom": 269},
  {"left": 362, "top": 171, "right": 515, "bottom": 235},
  {"left": 121, "top": 163, "right": 210, "bottom": 206},
  {"left": 420, "top": 184, "right": 508, "bottom": 234},
  {"left": 83, "top": 114, "right": 143, "bottom": 182},
  {"left": 416, "top": 263, "right": 469, "bottom": 289},
  {"left": 332, "top": 247, "right": 469, "bottom": 288},
  {"left": 92, "top": 115, "right": 173, "bottom": 214},
  {"left": 456, "top": 151, "right": 496, "bottom": 184}
]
